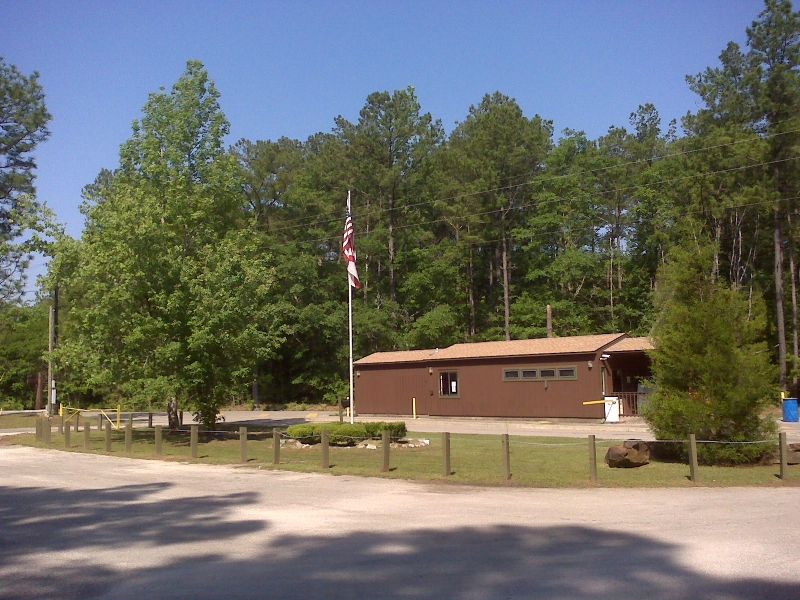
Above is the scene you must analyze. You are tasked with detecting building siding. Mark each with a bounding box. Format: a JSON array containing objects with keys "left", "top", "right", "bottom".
[{"left": 355, "top": 353, "right": 608, "bottom": 418}]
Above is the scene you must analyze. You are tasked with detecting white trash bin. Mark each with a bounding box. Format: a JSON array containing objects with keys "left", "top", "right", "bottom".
[{"left": 603, "top": 396, "right": 619, "bottom": 423}]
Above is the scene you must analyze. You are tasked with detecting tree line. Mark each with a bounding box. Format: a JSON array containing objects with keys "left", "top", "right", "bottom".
[{"left": 2, "top": 1, "right": 800, "bottom": 429}]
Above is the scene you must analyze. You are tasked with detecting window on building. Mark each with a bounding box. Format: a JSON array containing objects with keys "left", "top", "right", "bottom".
[
  {"left": 440, "top": 371, "right": 459, "bottom": 396},
  {"left": 503, "top": 365, "right": 578, "bottom": 381}
]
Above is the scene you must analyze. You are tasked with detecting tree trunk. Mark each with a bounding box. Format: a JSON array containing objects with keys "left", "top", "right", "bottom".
[
  {"left": 388, "top": 193, "right": 396, "bottom": 308},
  {"left": 501, "top": 212, "right": 511, "bottom": 341},
  {"left": 35, "top": 371, "right": 44, "bottom": 410},
  {"left": 712, "top": 220, "right": 721, "bottom": 280},
  {"left": 774, "top": 207, "right": 788, "bottom": 390},
  {"left": 609, "top": 237, "right": 615, "bottom": 326},
  {"left": 362, "top": 194, "right": 370, "bottom": 304},
  {"left": 789, "top": 217, "right": 799, "bottom": 392},
  {"left": 167, "top": 396, "right": 180, "bottom": 429},
  {"left": 488, "top": 247, "right": 494, "bottom": 287},
  {"left": 252, "top": 366, "right": 261, "bottom": 408},
  {"left": 468, "top": 246, "right": 476, "bottom": 338}
]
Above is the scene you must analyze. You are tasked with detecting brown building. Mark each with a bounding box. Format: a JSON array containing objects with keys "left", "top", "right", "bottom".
[{"left": 354, "top": 333, "right": 653, "bottom": 419}]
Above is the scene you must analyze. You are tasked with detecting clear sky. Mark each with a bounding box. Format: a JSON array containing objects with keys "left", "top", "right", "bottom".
[{"left": 3, "top": 0, "right": 765, "bottom": 246}]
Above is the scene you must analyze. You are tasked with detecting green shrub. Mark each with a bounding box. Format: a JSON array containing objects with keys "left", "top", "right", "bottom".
[
  {"left": 286, "top": 424, "right": 317, "bottom": 441},
  {"left": 364, "top": 421, "right": 407, "bottom": 439},
  {"left": 323, "top": 423, "right": 367, "bottom": 445},
  {"left": 286, "top": 421, "right": 407, "bottom": 444}
]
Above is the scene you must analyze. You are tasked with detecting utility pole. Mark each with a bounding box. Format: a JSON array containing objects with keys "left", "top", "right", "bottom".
[{"left": 546, "top": 304, "right": 553, "bottom": 338}]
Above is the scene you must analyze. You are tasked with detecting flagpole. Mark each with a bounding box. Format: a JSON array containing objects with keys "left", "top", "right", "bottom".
[
  {"left": 349, "top": 272, "right": 354, "bottom": 424},
  {"left": 347, "top": 190, "right": 355, "bottom": 425}
]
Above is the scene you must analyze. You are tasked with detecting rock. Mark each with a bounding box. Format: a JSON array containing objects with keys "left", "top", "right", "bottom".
[
  {"left": 772, "top": 450, "right": 800, "bottom": 465},
  {"left": 772, "top": 443, "right": 800, "bottom": 465},
  {"left": 366, "top": 443, "right": 377, "bottom": 450},
  {"left": 605, "top": 440, "right": 650, "bottom": 468},
  {"left": 788, "top": 444, "right": 800, "bottom": 465}
]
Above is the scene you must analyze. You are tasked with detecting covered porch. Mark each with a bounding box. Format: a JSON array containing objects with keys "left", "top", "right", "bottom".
[{"left": 602, "top": 337, "right": 654, "bottom": 416}]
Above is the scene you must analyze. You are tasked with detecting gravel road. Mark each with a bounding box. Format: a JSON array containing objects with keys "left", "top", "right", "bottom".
[{"left": 1, "top": 444, "right": 798, "bottom": 600}]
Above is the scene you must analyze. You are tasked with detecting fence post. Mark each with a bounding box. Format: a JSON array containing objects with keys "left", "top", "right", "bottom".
[
  {"left": 155, "top": 425, "right": 163, "bottom": 456},
  {"left": 502, "top": 434, "right": 511, "bottom": 480},
  {"left": 58, "top": 416, "right": 63, "bottom": 435},
  {"left": 76, "top": 412, "right": 80, "bottom": 431},
  {"left": 35, "top": 418, "right": 42, "bottom": 442},
  {"left": 689, "top": 434, "right": 699, "bottom": 483},
  {"left": 443, "top": 432, "right": 451, "bottom": 476},
  {"left": 104, "top": 421, "right": 111, "bottom": 451},
  {"left": 64, "top": 421, "right": 71, "bottom": 448},
  {"left": 97, "top": 414, "right": 103, "bottom": 431},
  {"left": 779, "top": 431, "right": 788, "bottom": 481},
  {"left": 148, "top": 412, "right": 153, "bottom": 428},
  {"left": 589, "top": 434, "right": 598, "bottom": 483},
  {"left": 43, "top": 418, "right": 51, "bottom": 444},
  {"left": 240, "top": 427, "right": 248, "bottom": 464},
  {"left": 190, "top": 425, "right": 198, "bottom": 459},
  {"left": 125, "top": 418, "right": 132, "bottom": 454},
  {"left": 84, "top": 424, "right": 91, "bottom": 450},
  {"left": 381, "top": 430, "right": 390, "bottom": 472},
  {"left": 273, "top": 429, "right": 280, "bottom": 465},
  {"left": 321, "top": 429, "right": 329, "bottom": 469}
]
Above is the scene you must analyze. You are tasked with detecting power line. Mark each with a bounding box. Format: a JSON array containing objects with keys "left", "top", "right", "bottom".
[
  {"left": 261, "top": 126, "right": 800, "bottom": 235},
  {"left": 257, "top": 155, "right": 800, "bottom": 250}
]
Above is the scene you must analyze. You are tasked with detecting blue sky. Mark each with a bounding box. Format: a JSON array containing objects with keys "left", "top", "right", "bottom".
[{"left": 4, "top": 0, "right": 764, "bottom": 248}]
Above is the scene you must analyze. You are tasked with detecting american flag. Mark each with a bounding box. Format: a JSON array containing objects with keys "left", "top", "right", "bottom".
[{"left": 342, "top": 202, "right": 360, "bottom": 289}]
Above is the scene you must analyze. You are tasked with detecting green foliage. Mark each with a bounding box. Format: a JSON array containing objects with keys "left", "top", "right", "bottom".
[
  {"left": 405, "top": 305, "right": 462, "bottom": 349},
  {"left": 0, "top": 57, "right": 58, "bottom": 302},
  {"left": 45, "top": 2, "right": 800, "bottom": 430},
  {"left": 0, "top": 302, "right": 48, "bottom": 409},
  {"left": 54, "top": 62, "right": 283, "bottom": 428},
  {"left": 363, "top": 421, "right": 407, "bottom": 439},
  {"left": 284, "top": 424, "right": 316, "bottom": 440},
  {"left": 286, "top": 421, "right": 407, "bottom": 444},
  {"left": 643, "top": 246, "right": 777, "bottom": 464}
]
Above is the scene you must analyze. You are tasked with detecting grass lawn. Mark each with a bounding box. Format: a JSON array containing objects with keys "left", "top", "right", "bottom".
[
  {"left": 0, "top": 413, "right": 41, "bottom": 430},
  {"left": 9, "top": 426, "right": 798, "bottom": 487}
]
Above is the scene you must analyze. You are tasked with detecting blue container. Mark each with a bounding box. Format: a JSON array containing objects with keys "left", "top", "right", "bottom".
[{"left": 783, "top": 398, "right": 799, "bottom": 422}]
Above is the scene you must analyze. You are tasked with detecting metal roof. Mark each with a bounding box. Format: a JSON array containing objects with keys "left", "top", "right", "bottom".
[{"left": 355, "top": 333, "right": 628, "bottom": 366}]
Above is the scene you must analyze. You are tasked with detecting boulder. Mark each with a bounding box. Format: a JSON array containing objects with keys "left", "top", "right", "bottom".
[
  {"left": 789, "top": 444, "right": 800, "bottom": 465},
  {"left": 605, "top": 440, "right": 650, "bottom": 468},
  {"left": 773, "top": 443, "right": 800, "bottom": 465}
]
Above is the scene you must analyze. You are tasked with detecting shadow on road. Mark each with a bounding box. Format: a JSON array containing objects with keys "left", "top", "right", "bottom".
[
  {"left": 0, "top": 483, "right": 265, "bottom": 600},
  {"left": 1, "top": 483, "right": 797, "bottom": 600}
]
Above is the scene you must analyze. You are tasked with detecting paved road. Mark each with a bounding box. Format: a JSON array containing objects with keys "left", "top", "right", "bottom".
[
  {"left": 1, "top": 445, "right": 798, "bottom": 600},
  {"left": 231, "top": 410, "right": 800, "bottom": 443},
  {"left": 6, "top": 410, "right": 800, "bottom": 443}
]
